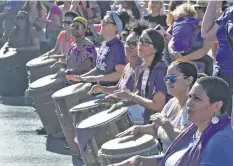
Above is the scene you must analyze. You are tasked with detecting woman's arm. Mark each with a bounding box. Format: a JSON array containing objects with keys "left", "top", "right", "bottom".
[
  {"left": 42, "top": 38, "right": 61, "bottom": 56},
  {"left": 159, "top": 120, "right": 181, "bottom": 141},
  {"left": 179, "top": 40, "right": 212, "bottom": 61},
  {"left": 131, "top": 91, "right": 166, "bottom": 113},
  {"left": 81, "top": 67, "right": 99, "bottom": 77},
  {"left": 201, "top": 1, "right": 219, "bottom": 41}
]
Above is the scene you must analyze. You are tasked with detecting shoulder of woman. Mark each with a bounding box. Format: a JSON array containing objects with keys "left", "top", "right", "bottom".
[{"left": 153, "top": 60, "right": 168, "bottom": 71}]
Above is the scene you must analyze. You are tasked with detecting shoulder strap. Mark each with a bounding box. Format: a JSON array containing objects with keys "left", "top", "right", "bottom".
[{"left": 225, "top": 23, "right": 233, "bottom": 52}]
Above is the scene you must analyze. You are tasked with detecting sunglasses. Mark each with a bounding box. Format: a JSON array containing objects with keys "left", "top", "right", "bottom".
[
  {"left": 63, "top": 20, "right": 72, "bottom": 25},
  {"left": 71, "top": 25, "right": 84, "bottom": 30},
  {"left": 138, "top": 38, "right": 154, "bottom": 47},
  {"left": 164, "top": 75, "right": 187, "bottom": 83},
  {"left": 15, "top": 16, "right": 25, "bottom": 20},
  {"left": 101, "top": 19, "right": 115, "bottom": 26},
  {"left": 125, "top": 41, "right": 138, "bottom": 49}
]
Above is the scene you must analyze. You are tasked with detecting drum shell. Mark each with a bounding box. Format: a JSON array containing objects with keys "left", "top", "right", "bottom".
[
  {"left": 34, "top": 102, "right": 62, "bottom": 135},
  {"left": 98, "top": 135, "right": 160, "bottom": 166},
  {"left": 26, "top": 60, "right": 57, "bottom": 83},
  {"left": 77, "top": 110, "right": 133, "bottom": 166},
  {"left": 52, "top": 83, "right": 92, "bottom": 155},
  {"left": 0, "top": 50, "right": 38, "bottom": 96}
]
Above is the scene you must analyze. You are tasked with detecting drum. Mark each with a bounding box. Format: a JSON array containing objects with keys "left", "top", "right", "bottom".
[
  {"left": 0, "top": 46, "right": 37, "bottom": 96},
  {"left": 76, "top": 107, "right": 133, "bottom": 166},
  {"left": 27, "top": 74, "right": 66, "bottom": 135},
  {"left": 98, "top": 134, "right": 160, "bottom": 165},
  {"left": 51, "top": 82, "right": 93, "bottom": 155},
  {"left": 26, "top": 56, "right": 57, "bottom": 83}
]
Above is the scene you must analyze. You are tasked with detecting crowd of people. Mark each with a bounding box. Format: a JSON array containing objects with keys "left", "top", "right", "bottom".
[{"left": 0, "top": 0, "right": 232, "bottom": 166}]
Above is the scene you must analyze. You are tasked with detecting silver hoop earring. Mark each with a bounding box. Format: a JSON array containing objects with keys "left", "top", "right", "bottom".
[{"left": 211, "top": 115, "right": 219, "bottom": 124}]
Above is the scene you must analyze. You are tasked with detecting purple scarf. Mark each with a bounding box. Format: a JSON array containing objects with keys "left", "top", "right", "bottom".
[{"left": 160, "top": 114, "right": 231, "bottom": 166}]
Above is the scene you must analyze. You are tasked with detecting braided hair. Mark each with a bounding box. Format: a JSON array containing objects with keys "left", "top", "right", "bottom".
[{"left": 144, "top": 29, "right": 165, "bottom": 97}]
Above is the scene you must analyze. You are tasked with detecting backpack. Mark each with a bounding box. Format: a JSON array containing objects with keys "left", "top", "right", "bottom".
[{"left": 171, "top": 17, "right": 200, "bottom": 53}]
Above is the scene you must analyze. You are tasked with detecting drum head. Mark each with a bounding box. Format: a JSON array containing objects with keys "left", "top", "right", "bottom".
[
  {"left": 78, "top": 107, "right": 128, "bottom": 129},
  {"left": 70, "top": 99, "right": 100, "bottom": 113},
  {"left": 52, "top": 82, "right": 89, "bottom": 99},
  {"left": 0, "top": 48, "right": 17, "bottom": 59},
  {"left": 29, "top": 74, "right": 64, "bottom": 89},
  {"left": 99, "top": 134, "right": 158, "bottom": 156},
  {"left": 26, "top": 57, "right": 56, "bottom": 67}
]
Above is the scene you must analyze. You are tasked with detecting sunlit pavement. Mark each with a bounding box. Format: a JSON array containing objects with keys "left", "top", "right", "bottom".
[{"left": 0, "top": 103, "right": 83, "bottom": 166}]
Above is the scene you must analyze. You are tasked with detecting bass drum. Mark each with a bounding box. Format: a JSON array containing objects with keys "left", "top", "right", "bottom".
[
  {"left": 0, "top": 46, "right": 38, "bottom": 96},
  {"left": 26, "top": 56, "right": 57, "bottom": 83},
  {"left": 98, "top": 134, "right": 160, "bottom": 166}
]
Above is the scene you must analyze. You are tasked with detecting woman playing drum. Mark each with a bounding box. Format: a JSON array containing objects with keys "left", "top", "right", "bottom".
[
  {"left": 109, "top": 76, "right": 232, "bottom": 166},
  {"left": 116, "top": 60, "right": 198, "bottom": 153}
]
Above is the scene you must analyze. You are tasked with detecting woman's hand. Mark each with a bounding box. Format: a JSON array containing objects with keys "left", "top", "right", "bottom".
[
  {"left": 112, "top": 89, "right": 133, "bottom": 101},
  {"left": 151, "top": 113, "right": 166, "bottom": 126},
  {"left": 88, "top": 81, "right": 103, "bottom": 95},
  {"left": 81, "top": 76, "right": 99, "bottom": 83},
  {"left": 108, "top": 155, "right": 142, "bottom": 166},
  {"left": 66, "top": 75, "right": 82, "bottom": 82},
  {"left": 116, "top": 126, "right": 141, "bottom": 138}
]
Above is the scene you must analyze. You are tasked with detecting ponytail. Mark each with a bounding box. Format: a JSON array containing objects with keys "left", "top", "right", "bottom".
[{"left": 145, "top": 51, "right": 163, "bottom": 97}]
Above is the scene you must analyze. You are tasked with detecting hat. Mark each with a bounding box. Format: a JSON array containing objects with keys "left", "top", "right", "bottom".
[
  {"left": 73, "top": 17, "right": 88, "bottom": 29},
  {"left": 193, "top": 0, "right": 208, "bottom": 8}
]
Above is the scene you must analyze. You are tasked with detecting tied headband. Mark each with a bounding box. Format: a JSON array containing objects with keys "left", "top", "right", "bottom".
[{"left": 107, "top": 11, "right": 123, "bottom": 34}]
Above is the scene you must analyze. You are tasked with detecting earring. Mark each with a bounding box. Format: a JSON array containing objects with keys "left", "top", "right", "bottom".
[{"left": 211, "top": 114, "right": 219, "bottom": 124}]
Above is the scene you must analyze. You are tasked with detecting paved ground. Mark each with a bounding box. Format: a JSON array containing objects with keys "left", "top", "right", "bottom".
[{"left": 0, "top": 101, "right": 83, "bottom": 166}]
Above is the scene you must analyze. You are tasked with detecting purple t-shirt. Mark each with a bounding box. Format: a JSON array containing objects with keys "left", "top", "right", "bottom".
[
  {"left": 96, "top": 37, "right": 126, "bottom": 86},
  {"left": 215, "top": 6, "right": 233, "bottom": 76},
  {"left": 137, "top": 60, "right": 168, "bottom": 124},
  {"left": 47, "top": 5, "right": 62, "bottom": 30}
]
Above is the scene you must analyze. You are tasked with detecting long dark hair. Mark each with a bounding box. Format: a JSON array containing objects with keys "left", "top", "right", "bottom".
[
  {"left": 14, "top": 11, "right": 32, "bottom": 46},
  {"left": 144, "top": 29, "right": 165, "bottom": 96},
  {"left": 23, "top": 1, "right": 45, "bottom": 18}
]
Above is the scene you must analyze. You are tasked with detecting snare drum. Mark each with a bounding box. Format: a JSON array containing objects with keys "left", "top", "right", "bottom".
[
  {"left": 76, "top": 107, "right": 133, "bottom": 166},
  {"left": 27, "top": 74, "right": 66, "bottom": 135},
  {"left": 51, "top": 82, "right": 92, "bottom": 155},
  {"left": 98, "top": 134, "right": 160, "bottom": 165},
  {"left": 26, "top": 56, "right": 57, "bottom": 83}
]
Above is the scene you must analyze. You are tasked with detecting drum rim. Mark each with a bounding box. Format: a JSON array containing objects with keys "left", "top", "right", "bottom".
[
  {"left": 77, "top": 107, "right": 128, "bottom": 129},
  {"left": 29, "top": 74, "right": 65, "bottom": 89},
  {"left": 26, "top": 57, "right": 57, "bottom": 67},
  {"left": 51, "top": 83, "right": 92, "bottom": 99},
  {"left": 69, "top": 99, "right": 101, "bottom": 113}
]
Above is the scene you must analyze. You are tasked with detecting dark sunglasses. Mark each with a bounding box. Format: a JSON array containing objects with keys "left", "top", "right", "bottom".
[
  {"left": 138, "top": 38, "right": 154, "bottom": 47},
  {"left": 101, "top": 19, "right": 115, "bottom": 26},
  {"left": 15, "top": 16, "right": 25, "bottom": 20},
  {"left": 71, "top": 25, "right": 84, "bottom": 30},
  {"left": 164, "top": 75, "right": 187, "bottom": 83},
  {"left": 125, "top": 41, "right": 138, "bottom": 49},
  {"left": 63, "top": 20, "right": 72, "bottom": 25}
]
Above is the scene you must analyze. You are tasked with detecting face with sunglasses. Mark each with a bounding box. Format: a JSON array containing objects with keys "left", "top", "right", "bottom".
[
  {"left": 164, "top": 64, "right": 192, "bottom": 97},
  {"left": 137, "top": 30, "right": 155, "bottom": 59},
  {"left": 124, "top": 32, "right": 139, "bottom": 58},
  {"left": 71, "top": 21, "right": 86, "bottom": 38},
  {"left": 62, "top": 16, "right": 73, "bottom": 31}
]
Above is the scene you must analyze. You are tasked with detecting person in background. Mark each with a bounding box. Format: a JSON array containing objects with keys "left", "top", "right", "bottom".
[
  {"left": 96, "top": 1, "right": 111, "bottom": 20},
  {"left": 66, "top": 11, "right": 129, "bottom": 86},
  {"left": 0, "top": 0, "right": 24, "bottom": 45},
  {"left": 5, "top": 11, "right": 40, "bottom": 52},
  {"left": 118, "top": 1, "right": 141, "bottom": 20},
  {"left": 42, "top": 1, "right": 62, "bottom": 50},
  {"left": 52, "top": 16, "right": 97, "bottom": 75},
  {"left": 57, "top": 1, "right": 71, "bottom": 18},
  {"left": 201, "top": 1, "right": 233, "bottom": 116},
  {"left": 143, "top": 0, "right": 167, "bottom": 29},
  {"left": 116, "top": 60, "right": 198, "bottom": 153},
  {"left": 111, "top": 76, "right": 232, "bottom": 166},
  {"left": 88, "top": 20, "right": 148, "bottom": 95},
  {"left": 42, "top": 11, "right": 77, "bottom": 59},
  {"left": 70, "top": 0, "right": 103, "bottom": 45},
  {"left": 23, "top": 1, "right": 48, "bottom": 54},
  {"left": 109, "top": 28, "right": 168, "bottom": 124}
]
